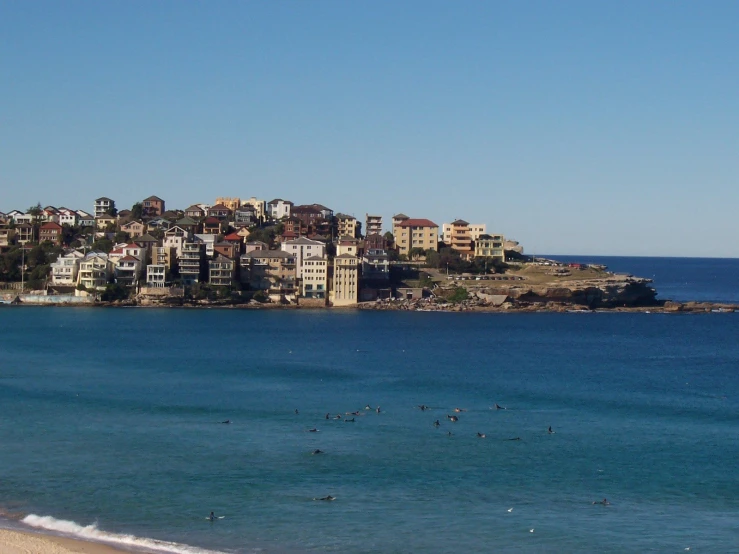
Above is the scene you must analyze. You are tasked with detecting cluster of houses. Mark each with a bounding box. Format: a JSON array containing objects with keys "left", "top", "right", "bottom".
[{"left": 0, "top": 196, "right": 508, "bottom": 305}]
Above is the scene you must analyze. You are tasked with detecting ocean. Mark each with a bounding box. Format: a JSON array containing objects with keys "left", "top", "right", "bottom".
[{"left": 1, "top": 256, "right": 738, "bottom": 553}]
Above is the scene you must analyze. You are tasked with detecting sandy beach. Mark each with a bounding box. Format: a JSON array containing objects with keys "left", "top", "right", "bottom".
[{"left": 0, "top": 529, "right": 132, "bottom": 554}]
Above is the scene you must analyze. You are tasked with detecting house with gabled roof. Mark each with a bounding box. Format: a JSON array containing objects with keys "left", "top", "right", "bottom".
[
  {"left": 184, "top": 205, "right": 206, "bottom": 219},
  {"left": 39, "top": 222, "right": 64, "bottom": 245},
  {"left": 112, "top": 254, "right": 142, "bottom": 286},
  {"left": 267, "top": 199, "right": 293, "bottom": 220},
  {"left": 58, "top": 208, "right": 78, "bottom": 226},
  {"left": 121, "top": 220, "right": 146, "bottom": 238},
  {"left": 214, "top": 241, "right": 239, "bottom": 260},
  {"left": 163, "top": 226, "right": 191, "bottom": 257},
  {"left": 142, "top": 195, "right": 165, "bottom": 217},
  {"left": 146, "top": 217, "right": 172, "bottom": 233},
  {"left": 207, "top": 204, "right": 231, "bottom": 220},
  {"left": 202, "top": 217, "right": 225, "bottom": 235}
]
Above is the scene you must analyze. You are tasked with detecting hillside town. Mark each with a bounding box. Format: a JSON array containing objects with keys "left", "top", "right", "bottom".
[{"left": 0, "top": 196, "right": 517, "bottom": 306}]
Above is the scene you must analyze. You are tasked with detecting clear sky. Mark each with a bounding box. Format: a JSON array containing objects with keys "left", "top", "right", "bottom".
[{"left": 2, "top": 1, "right": 737, "bottom": 256}]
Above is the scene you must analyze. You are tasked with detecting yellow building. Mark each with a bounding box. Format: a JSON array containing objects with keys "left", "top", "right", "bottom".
[
  {"left": 392, "top": 217, "right": 439, "bottom": 257},
  {"left": 331, "top": 254, "right": 358, "bottom": 306},
  {"left": 474, "top": 234, "right": 506, "bottom": 262},
  {"left": 336, "top": 214, "right": 359, "bottom": 238},
  {"left": 215, "top": 197, "right": 241, "bottom": 211}
]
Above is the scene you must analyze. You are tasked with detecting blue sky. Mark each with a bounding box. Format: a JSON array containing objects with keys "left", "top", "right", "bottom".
[{"left": 2, "top": 1, "right": 737, "bottom": 256}]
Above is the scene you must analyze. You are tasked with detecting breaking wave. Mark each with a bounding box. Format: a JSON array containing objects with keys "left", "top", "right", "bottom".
[{"left": 22, "top": 514, "right": 230, "bottom": 554}]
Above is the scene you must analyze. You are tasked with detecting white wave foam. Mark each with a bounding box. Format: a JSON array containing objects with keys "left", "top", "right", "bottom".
[{"left": 22, "top": 514, "right": 229, "bottom": 554}]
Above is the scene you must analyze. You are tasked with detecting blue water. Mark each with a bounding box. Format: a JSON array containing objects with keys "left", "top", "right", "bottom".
[{"left": 1, "top": 257, "right": 738, "bottom": 553}]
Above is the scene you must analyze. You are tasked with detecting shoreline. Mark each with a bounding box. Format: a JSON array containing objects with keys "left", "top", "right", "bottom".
[
  {"left": 0, "top": 528, "right": 134, "bottom": 554},
  {"left": 3, "top": 299, "right": 737, "bottom": 314}
]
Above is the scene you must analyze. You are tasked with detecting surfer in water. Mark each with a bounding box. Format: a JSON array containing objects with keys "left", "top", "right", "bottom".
[
  {"left": 316, "top": 495, "right": 335, "bottom": 501},
  {"left": 494, "top": 403, "right": 506, "bottom": 410},
  {"left": 433, "top": 419, "right": 441, "bottom": 427},
  {"left": 548, "top": 426, "right": 555, "bottom": 434},
  {"left": 209, "top": 511, "right": 216, "bottom": 521},
  {"left": 477, "top": 432, "right": 486, "bottom": 438},
  {"left": 593, "top": 498, "right": 610, "bottom": 506},
  {"left": 376, "top": 406, "right": 381, "bottom": 413},
  {"left": 221, "top": 420, "right": 231, "bottom": 424},
  {"left": 312, "top": 449, "right": 324, "bottom": 455}
]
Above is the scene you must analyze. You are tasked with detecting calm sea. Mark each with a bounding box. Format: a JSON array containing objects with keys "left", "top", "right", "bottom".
[{"left": 1, "top": 257, "right": 738, "bottom": 553}]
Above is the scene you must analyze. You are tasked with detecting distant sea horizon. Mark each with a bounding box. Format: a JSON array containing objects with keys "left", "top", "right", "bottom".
[{"left": 542, "top": 254, "right": 739, "bottom": 305}]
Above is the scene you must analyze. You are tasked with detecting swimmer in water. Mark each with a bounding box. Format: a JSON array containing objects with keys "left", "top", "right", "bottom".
[
  {"left": 295, "top": 409, "right": 299, "bottom": 415},
  {"left": 447, "top": 415, "right": 459, "bottom": 422},
  {"left": 334, "top": 414, "right": 342, "bottom": 420},
  {"left": 507, "top": 437, "right": 521, "bottom": 441},
  {"left": 454, "top": 408, "right": 466, "bottom": 413},
  {"left": 433, "top": 420, "right": 441, "bottom": 427},
  {"left": 477, "top": 432, "right": 486, "bottom": 438}
]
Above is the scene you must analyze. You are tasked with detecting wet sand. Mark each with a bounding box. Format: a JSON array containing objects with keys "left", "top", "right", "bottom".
[{"left": 0, "top": 529, "right": 133, "bottom": 554}]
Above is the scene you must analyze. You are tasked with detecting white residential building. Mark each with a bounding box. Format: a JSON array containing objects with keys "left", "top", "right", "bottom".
[
  {"left": 146, "top": 265, "right": 167, "bottom": 287},
  {"left": 281, "top": 237, "right": 326, "bottom": 275},
  {"left": 194, "top": 234, "right": 217, "bottom": 258},
  {"left": 267, "top": 198, "right": 293, "bottom": 220},
  {"left": 76, "top": 253, "right": 111, "bottom": 294},
  {"left": 94, "top": 197, "right": 115, "bottom": 218},
  {"left": 50, "top": 251, "right": 85, "bottom": 286},
  {"left": 301, "top": 256, "right": 327, "bottom": 299},
  {"left": 58, "top": 209, "right": 78, "bottom": 226}
]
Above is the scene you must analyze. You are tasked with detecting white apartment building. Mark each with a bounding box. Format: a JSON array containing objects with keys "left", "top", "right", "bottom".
[{"left": 50, "top": 251, "right": 85, "bottom": 286}]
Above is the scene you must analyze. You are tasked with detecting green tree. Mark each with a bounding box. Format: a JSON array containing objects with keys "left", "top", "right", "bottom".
[
  {"left": 92, "top": 238, "right": 114, "bottom": 253},
  {"left": 27, "top": 203, "right": 43, "bottom": 222},
  {"left": 409, "top": 247, "right": 426, "bottom": 260},
  {"left": 101, "top": 283, "right": 129, "bottom": 302},
  {"left": 130, "top": 202, "right": 143, "bottom": 220},
  {"left": 448, "top": 286, "right": 469, "bottom": 303},
  {"left": 114, "top": 231, "right": 131, "bottom": 243}
]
